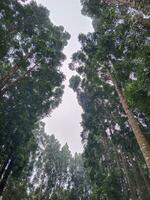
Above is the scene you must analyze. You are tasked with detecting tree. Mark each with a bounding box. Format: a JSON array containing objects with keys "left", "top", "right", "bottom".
[
  {"left": 2, "top": 122, "right": 91, "bottom": 200},
  {"left": 70, "top": 74, "right": 150, "bottom": 199},
  {"left": 0, "top": 1, "right": 70, "bottom": 96},
  {"left": 69, "top": 1, "right": 150, "bottom": 198},
  {"left": 70, "top": 2, "right": 150, "bottom": 168},
  {"left": 0, "top": 0, "right": 70, "bottom": 196}
]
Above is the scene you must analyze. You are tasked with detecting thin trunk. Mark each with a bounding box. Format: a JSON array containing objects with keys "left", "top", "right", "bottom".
[
  {"left": 109, "top": 129, "right": 129, "bottom": 199},
  {"left": 127, "top": 154, "right": 143, "bottom": 199},
  {"left": 0, "top": 158, "right": 9, "bottom": 181},
  {"left": 133, "top": 154, "right": 150, "bottom": 198},
  {"left": 121, "top": 153, "right": 137, "bottom": 200},
  {"left": 102, "top": 132, "right": 112, "bottom": 172},
  {"left": 136, "top": 157, "right": 150, "bottom": 191},
  {"left": 0, "top": 157, "right": 15, "bottom": 197},
  {"left": 109, "top": 72, "right": 150, "bottom": 169}
]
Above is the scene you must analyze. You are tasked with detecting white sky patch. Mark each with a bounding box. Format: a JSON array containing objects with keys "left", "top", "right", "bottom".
[
  {"left": 115, "top": 19, "right": 124, "bottom": 26},
  {"left": 36, "top": 0, "right": 93, "bottom": 154}
]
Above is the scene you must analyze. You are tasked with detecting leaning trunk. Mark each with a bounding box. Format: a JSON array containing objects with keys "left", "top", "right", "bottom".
[{"left": 109, "top": 73, "right": 150, "bottom": 169}]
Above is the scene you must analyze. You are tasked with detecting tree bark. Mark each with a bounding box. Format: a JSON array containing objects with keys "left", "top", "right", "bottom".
[{"left": 109, "top": 73, "right": 150, "bottom": 169}]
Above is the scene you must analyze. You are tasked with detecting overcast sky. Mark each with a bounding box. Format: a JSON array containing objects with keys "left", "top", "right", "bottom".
[{"left": 36, "top": 0, "right": 93, "bottom": 154}]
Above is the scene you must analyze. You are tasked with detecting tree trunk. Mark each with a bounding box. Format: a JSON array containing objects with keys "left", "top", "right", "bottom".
[
  {"left": 121, "top": 153, "right": 137, "bottom": 200},
  {"left": 137, "top": 158, "right": 150, "bottom": 191},
  {"left": 128, "top": 153, "right": 145, "bottom": 199},
  {"left": 109, "top": 73, "right": 150, "bottom": 169},
  {"left": 0, "top": 158, "right": 10, "bottom": 181},
  {"left": 0, "top": 156, "right": 15, "bottom": 197}
]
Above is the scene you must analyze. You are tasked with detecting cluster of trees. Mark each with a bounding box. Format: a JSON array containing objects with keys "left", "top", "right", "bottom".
[
  {"left": 2, "top": 121, "right": 91, "bottom": 200},
  {"left": 69, "top": 0, "right": 150, "bottom": 199},
  {"left": 1, "top": 0, "right": 150, "bottom": 199},
  {"left": 0, "top": 0, "right": 70, "bottom": 197}
]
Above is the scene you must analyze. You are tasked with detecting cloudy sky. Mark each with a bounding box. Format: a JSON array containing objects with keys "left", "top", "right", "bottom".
[{"left": 36, "top": 0, "right": 93, "bottom": 154}]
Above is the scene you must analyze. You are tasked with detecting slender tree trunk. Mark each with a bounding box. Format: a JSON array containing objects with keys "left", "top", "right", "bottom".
[
  {"left": 109, "top": 73, "right": 150, "bottom": 169},
  {"left": 0, "top": 157, "right": 15, "bottom": 197},
  {"left": 133, "top": 154, "right": 150, "bottom": 197},
  {"left": 109, "top": 134, "right": 129, "bottom": 199},
  {"left": 0, "top": 158, "right": 9, "bottom": 181},
  {"left": 121, "top": 153, "right": 137, "bottom": 200},
  {"left": 127, "top": 154, "right": 145, "bottom": 199},
  {"left": 136, "top": 157, "right": 150, "bottom": 191}
]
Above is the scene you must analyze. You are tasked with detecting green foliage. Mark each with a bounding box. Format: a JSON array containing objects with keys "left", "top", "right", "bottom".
[
  {"left": 1, "top": 0, "right": 150, "bottom": 199},
  {"left": 2, "top": 122, "right": 91, "bottom": 200},
  {"left": 69, "top": 75, "right": 81, "bottom": 92},
  {"left": 91, "top": 171, "right": 122, "bottom": 200},
  {"left": 0, "top": 0, "right": 69, "bottom": 196},
  {"left": 69, "top": 1, "right": 150, "bottom": 199}
]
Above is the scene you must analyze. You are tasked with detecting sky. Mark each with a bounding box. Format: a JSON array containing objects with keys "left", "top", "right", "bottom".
[{"left": 36, "top": 0, "right": 93, "bottom": 154}]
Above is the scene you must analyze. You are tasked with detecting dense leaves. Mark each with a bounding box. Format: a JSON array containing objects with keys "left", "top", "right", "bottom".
[
  {"left": 70, "top": 0, "right": 150, "bottom": 199},
  {"left": 0, "top": 0, "right": 69, "bottom": 196},
  {"left": 2, "top": 122, "right": 91, "bottom": 200},
  {"left": 0, "top": 0, "right": 150, "bottom": 199}
]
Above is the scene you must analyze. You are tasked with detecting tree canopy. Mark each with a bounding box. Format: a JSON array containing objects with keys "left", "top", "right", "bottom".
[
  {"left": 70, "top": 0, "right": 150, "bottom": 199},
  {"left": 0, "top": 0, "right": 70, "bottom": 196},
  {"left": 0, "top": 0, "right": 150, "bottom": 199}
]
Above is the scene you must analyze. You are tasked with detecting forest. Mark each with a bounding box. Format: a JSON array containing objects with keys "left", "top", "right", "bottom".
[{"left": 0, "top": 0, "right": 150, "bottom": 199}]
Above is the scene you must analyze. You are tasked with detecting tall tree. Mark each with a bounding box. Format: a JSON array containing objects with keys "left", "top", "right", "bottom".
[
  {"left": 2, "top": 122, "right": 91, "bottom": 200},
  {"left": 70, "top": 1, "right": 150, "bottom": 168},
  {"left": 70, "top": 74, "right": 150, "bottom": 199},
  {"left": 0, "top": 0, "right": 70, "bottom": 196},
  {"left": 69, "top": 1, "right": 150, "bottom": 198}
]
